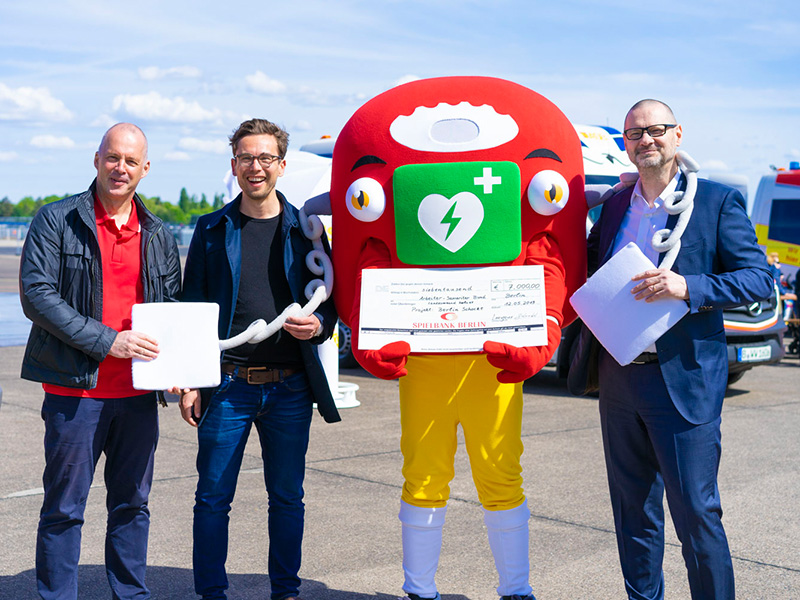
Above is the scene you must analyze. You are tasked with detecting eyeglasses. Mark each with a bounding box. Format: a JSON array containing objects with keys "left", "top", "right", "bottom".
[
  {"left": 234, "top": 153, "right": 283, "bottom": 168},
  {"left": 623, "top": 124, "right": 677, "bottom": 141}
]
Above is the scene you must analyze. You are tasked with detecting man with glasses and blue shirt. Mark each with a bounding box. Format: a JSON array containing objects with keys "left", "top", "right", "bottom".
[
  {"left": 586, "top": 100, "right": 771, "bottom": 600},
  {"left": 179, "top": 118, "right": 340, "bottom": 600}
]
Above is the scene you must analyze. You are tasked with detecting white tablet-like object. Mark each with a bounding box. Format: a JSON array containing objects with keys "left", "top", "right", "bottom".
[
  {"left": 131, "top": 302, "right": 221, "bottom": 390},
  {"left": 569, "top": 243, "right": 689, "bottom": 366}
]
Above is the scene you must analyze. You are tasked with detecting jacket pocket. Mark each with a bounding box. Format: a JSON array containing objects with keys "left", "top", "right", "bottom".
[
  {"left": 146, "top": 259, "right": 171, "bottom": 302},
  {"left": 29, "top": 327, "right": 49, "bottom": 360},
  {"left": 58, "top": 243, "right": 92, "bottom": 308},
  {"left": 27, "top": 326, "right": 93, "bottom": 383}
]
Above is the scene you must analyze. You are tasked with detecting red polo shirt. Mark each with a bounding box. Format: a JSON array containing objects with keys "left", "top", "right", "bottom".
[{"left": 44, "top": 196, "right": 146, "bottom": 398}]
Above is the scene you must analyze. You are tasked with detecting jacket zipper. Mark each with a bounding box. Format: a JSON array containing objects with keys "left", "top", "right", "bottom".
[
  {"left": 142, "top": 223, "right": 168, "bottom": 406},
  {"left": 89, "top": 253, "right": 99, "bottom": 389},
  {"left": 143, "top": 223, "right": 161, "bottom": 302}
]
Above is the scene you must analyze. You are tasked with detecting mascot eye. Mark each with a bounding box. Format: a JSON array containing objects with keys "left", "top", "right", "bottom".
[
  {"left": 345, "top": 177, "right": 386, "bottom": 222},
  {"left": 527, "top": 170, "right": 569, "bottom": 216}
]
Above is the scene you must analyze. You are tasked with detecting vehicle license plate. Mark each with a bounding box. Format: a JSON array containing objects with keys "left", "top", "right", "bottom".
[{"left": 738, "top": 345, "right": 771, "bottom": 362}]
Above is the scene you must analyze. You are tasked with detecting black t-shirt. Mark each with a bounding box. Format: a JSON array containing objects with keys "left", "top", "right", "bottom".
[{"left": 223, "top": 212, "right": 303, "bottom": 368}]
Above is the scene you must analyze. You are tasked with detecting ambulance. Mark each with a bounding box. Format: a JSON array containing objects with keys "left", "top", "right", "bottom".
[
  {"left": 751, "top": 162, "right": 800, "bottom": 280},
  {"left": 741, "top": 162, "right": 800, "bottom": 361}
]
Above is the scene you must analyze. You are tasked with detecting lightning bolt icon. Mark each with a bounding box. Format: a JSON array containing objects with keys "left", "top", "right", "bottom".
[{"left": 441, "top": 201, "right": 461, "bottom": 241}]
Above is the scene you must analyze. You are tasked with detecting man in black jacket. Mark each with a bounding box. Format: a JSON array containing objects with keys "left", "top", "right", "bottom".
[{"left": 19, "top": 123, "right": 181, "bottom": 600}]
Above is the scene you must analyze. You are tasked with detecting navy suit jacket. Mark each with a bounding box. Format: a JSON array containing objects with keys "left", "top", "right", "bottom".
[
  {"left": 587, "top": 177, "right": 772, "bottom": 424},
  {"left": 182, "top": 192, "right": 341, "bottom": 424}
]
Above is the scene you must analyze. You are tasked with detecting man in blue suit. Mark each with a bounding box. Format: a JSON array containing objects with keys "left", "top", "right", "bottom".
[{"left": 587, "top": 99, "right": 772, "bottom": 600}]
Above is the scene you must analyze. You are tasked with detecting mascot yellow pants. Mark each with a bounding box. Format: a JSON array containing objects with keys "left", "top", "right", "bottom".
[
  {"left": 398, "top": 353, "right": 533, "bottom": 598},
  {"left": 399, "top": 353, "right": 526, "bottom": 510}
]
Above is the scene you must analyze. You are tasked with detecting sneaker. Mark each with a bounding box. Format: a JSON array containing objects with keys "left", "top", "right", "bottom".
[
  {"left": 501, "top": 595, "right": 536, "bottom": 600},
  {"left": 401, "top": 594, "right": 441, "bottom": 600}
]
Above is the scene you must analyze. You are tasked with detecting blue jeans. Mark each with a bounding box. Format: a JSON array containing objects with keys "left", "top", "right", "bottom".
[
  {"left": 193, "top": 371, "right": 313, "bottom": 600},
  {"left": 36, "top": 392, "right": 159, "bottom": 600}
]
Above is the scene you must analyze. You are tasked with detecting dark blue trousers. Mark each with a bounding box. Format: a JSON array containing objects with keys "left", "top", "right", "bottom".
[
  {"left": 36, "top": 392, "right": 159, "bottom": 600},
  {"left": 598, "top": 352, "right": 734, "bottom": 600}
]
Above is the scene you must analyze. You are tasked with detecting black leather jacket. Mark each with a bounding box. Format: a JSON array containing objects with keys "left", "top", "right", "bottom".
[{"left": 19, "top": 180, "right": 181, "bottom": 390}]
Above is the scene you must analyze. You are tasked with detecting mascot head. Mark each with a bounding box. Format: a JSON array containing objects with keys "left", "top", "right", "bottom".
[{"left": 331, "top": 76, "right": 586, "bottom": 325}]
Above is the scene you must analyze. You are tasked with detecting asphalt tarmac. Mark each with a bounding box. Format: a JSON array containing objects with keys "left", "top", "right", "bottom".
[{"left": 1, "top": 249, "right": 799, "bottom": 599}]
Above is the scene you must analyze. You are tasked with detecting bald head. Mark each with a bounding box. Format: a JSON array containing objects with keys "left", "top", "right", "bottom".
[
  {"left": 625, "top": 99, "right": 676, "bottom": 127},
  {"left": 99, "top": 123, "right": 148, "bottom": 160}
]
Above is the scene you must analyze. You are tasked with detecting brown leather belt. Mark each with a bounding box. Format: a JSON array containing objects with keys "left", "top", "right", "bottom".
[
  {"left": 630, "top": 352, "right": 659, "bottom": 365},
  {"left": 221, "top": 363, "right": 300, "bottom": 385}
]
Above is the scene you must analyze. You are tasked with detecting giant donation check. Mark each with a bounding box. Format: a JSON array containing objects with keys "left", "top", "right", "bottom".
[{"left": 358, "top": 265, "right": 548, "bottom": 353}]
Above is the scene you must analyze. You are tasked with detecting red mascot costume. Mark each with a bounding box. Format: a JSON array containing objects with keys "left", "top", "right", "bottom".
[{"left": 330, "top": 76, "right": 586, "bottom": 600}]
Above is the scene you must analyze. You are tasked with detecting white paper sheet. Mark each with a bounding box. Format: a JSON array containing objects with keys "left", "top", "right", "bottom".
[
  {"left": 569, "top": 243, "right": 689, "bottom": 366},
  {"left": 131, "top": 302, "right": 221, "bottom": 390}
]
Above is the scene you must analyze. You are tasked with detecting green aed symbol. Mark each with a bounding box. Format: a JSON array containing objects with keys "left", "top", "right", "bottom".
[{"left": 394, "top": 161, "right": 522, "bottom": 265}]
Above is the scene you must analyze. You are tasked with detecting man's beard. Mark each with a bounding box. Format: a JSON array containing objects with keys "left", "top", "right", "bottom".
[{"left": 635, "top": 149, "right": 666, "bottom": 170}]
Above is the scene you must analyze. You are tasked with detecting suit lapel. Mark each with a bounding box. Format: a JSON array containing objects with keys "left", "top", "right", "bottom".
[{"left": 600, "top": 187, "right": 634, "bottom": 265}]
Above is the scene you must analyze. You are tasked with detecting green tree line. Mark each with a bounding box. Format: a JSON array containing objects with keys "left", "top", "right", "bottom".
[{"left": 0, "top": 189, "right": 225, "bottom": 224}]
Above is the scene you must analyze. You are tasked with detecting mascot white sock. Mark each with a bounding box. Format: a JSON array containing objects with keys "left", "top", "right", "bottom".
[
  {"left": 399, "top": 500, "right": 446, "bottom": 598},
  {"left": 483, "top": 500, "right": 533, "bottom": 597}
]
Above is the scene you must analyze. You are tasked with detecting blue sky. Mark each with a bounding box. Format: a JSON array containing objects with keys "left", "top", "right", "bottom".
[{"left": 1, "top": 0, "right": 798, "bottom": 205}]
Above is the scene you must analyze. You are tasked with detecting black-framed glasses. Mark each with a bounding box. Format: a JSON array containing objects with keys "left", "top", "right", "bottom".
[
  {"left": 235, "top": 153, "right": 283, "bottom": 168},
  {"left": 623, "top": 124, "right": 677, "bottom": 141}
]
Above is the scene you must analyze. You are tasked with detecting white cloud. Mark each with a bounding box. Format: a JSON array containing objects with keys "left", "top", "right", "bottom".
[
  {"left": 788, "top": 149, "right": 800, "bottom": 159},
  {"left": 290, "top": 85, "right": 366, "bottom": 107},
  {"left": 748, "top": 21, "right": 800, "bottom": 41},
  {"left": 164, "top": 151, "right": 191, "bottom": 161},
  {"left": 91, "top": 113, "right": 117, "bottom": 128},
  {"left": 30, "top": 135, "right": 76, "bottom": 149},
  {"left": 0, "top": 83, "right": 73, "bottom": 122},
  {"left": 245, "top": 71, "right": 287, "bottom": 95},
  {"left": 177, "top": 137, "right": 229, "bottom": 154},
  {"left": 0, "top": 151, "right": 18, "bottom": 161},
  {"left": 293, "top": 120, "right": 312, "bottom": 132},
  {"left": 111, "top": 92, "right": 221, "bottom": 123},
  {"left": 393, "top": 75, "right": 420, "bottom": 87},
  {"left": 138, "top": 66, "right": 203, "bottom": 80}
]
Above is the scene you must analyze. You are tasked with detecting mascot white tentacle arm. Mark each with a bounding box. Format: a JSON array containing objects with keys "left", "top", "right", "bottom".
[
  {"left": 650, "top": 150, "right": 699, "bottom": 271},
  {"left": 218, "top": 207, "right": 334, "bottom": 351}
]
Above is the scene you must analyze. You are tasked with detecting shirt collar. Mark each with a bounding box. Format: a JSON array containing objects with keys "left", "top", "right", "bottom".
[
  {"left": 94, "top": 195, "right": 141, "bottom": 234},
  {"left": 630, "top": 171, "right": 681, "bottom": 211}
]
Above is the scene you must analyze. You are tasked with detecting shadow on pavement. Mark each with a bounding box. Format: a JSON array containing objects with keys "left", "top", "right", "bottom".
[{"left": 0, "top": 566, "right": 471, "bottom": 600}]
